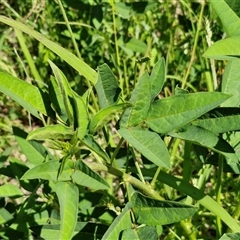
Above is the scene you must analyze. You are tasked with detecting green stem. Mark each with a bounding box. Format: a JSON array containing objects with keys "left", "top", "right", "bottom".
[
  {"left": 57, "top": 0, "right": 81, "bottom": 59},
  {"left": 216, "top": 154, "right": 223, "bottom": 237},
  {"left": 130, "top": 147, "right": 145, "bottom": 184},
  {"left": 232, "top": 180, "right": 240, "bottom": 221},
  {"left": 57, "top": 0, "right": 99, "bottom": 113},
  {"left": 110, "top": 0, "right": 120, "bottom": 66},
  {"left": 181, "top": 0, "right": 206, "bottom": 89},
  {"left": 15, "top": 29, "right": 43, "bottom": 86},
  {"left": 151, "top": 137, "right": 175, "bottom": 188},
  {"left": 88, "top": 163, "right": 240, "bottom": 232},
  {"left": 110, "top": 137, "right": 124, "bottom": 165},
  {"left": 89, "top": 162, "right": 164, "bottom": 200},
  {"left": 180, "top": 220, "right": 196, "bottom": 240}
]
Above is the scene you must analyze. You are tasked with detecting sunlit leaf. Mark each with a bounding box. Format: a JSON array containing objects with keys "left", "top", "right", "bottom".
[
  {"left": 125, "top": 38, "right": 147, "bottom": 53},
  {"left": 81, "top": 135, "right": 110, "bottom": 163},
  {"left": 48, "top": 76, "right": 68, "bottom": 123},
  {"left": 101, "top": 202, "right": 132, "bottom": 240},
  {"left": 0, "top": 184, "right": 23, "bottom": 197},
  {"left": 0, "top": 71, "right": 54, "bottom": 119},
  {"left": 27, "top": 124, "right": 74, "bottom": 141},
  {"left": 121, "top": 226, "right": 158, "bottom": 240},
  {"left": 203, "top": 36, "right": 240, "bottom": 60},
  {"left": 89, "top": 103, "right": 131, "bottom": 134},
  {"left": 219, "top": 232, "right": 240, "bottom": 240},
  {"left": 95, "top": 64, "right": 121, "bottom": 109},
  {"left": 221, "top": 59, "right": 240, "bottom": 107},
  {"left": 55, "top": 182, "right": 79, "bottom": 240},
  {"left": 49, "top": 60, "right": 74, "bottom": 126},
  {"left": 0, "top": 208, "right": 13, "bottom": 224},
  {"left": 169, "top": 125, "right": 238, "bottom": 164},
  {"left": 21, "top": 159, "right": 73, "bottom": 181},
  {"left": 145, "top": 92, "right": 231, "bottom": 134},
  {"left": 210, "top": 0, "right": 240, "bottom": 37},
  {"left": 131, "top": 192, "right": 197, "bottom": 225},
  {"left": 72, "top": 92, "right": 89, "bottom": 139},
  {"left": 118, "top": 127, "right": 170, "bottom": 168},
  {"left": 71, "top": 161, "right": 110, "bottom": 190},
  {"left": 150, "top": 58, "right": 165, "bottom": 100},
  {"left": 13, "top": 126, "right": 45, "bottom": 165},
  {"left": 120, "top": 72, "right": 151, "bottom": 127},
  {"left": 192, "top": 108, "right": 240, "bottom": 134}
]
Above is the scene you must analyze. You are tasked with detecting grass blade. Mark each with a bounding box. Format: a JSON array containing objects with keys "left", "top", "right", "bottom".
[{"left": 0, "top": 15, "right": 97, "bottom": 84}]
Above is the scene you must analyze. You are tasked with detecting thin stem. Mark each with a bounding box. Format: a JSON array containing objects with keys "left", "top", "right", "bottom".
[
  {"left": 205, "top": 17, "right": 217, "bottom": 90},
  {"left": 57, "top": 0, "right": 81, "bottom": 59},
  {"left": 232, "top": 179, "right": 240, "bottom": 220},
  {"left": 110, "top": 137, "right": 124, "bottom": 165},
  {"left": 130, "top": 147, "right": 145, "bottom": 184},
  {"left": 151, "top": 137, "right": 174, "bottom": 188},
  {"left": 181, "top": 0, "right": 206, "bottom": 89},
  {"left": 88, "top": 162, "right": 240, "bottom": 232},
  {"left": 88, "top": 162, "right": 163, "bottom": 200},
  {"left": 57, "top": 0, "right": 99, "bottom": 114},
  {"left": 216, "top": 154, "right": 223, "bottom": 238},
  {"left": 110, "top": 0, "right": 120, "bottom": 66}
]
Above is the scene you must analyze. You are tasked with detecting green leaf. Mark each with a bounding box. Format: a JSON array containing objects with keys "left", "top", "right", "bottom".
[
  {"left": 49, "top": 60, "right": 74, "bottom": 126},
  {"left": 221, "top": 59, "right": 240, "bottom": 107},
  {"left": 81, "top": 135, "right": 110, "bottom": 163},
  {"left": 0, "top": 71, "right": 53, "bottom": 119},
  {"left": 0, "top": 208, "right": 13, "bottom": 224},
  {"left": 27, "top": 124, "right": 74, "bottom": 141},
  {"left": 203, "top": 36, "right": 240, "bottom": 60},
  {"left": 0, "top": 184, "right": 23, "bottom": 197},
  {"left": 48, "top": 76, "right": 68, "bottom": 123},
  {"left": 55, "top": 182, "right": 79, "bottom": 240},
  {"left": 120, "top": 72, "right": 151, "bottom": 127},
  {"left": 192, "top": 108, "right": 240, "bottom": 134},
  {"left": 121, "top": 226, "right": 158, "bottom": 240},
  {"left": 0, "top": 16, "right": 97, "bottom": 84},
  {"left": 145, "top": 92, "right": 231, "bottom": 134},
  {"left": 175, "top": 86, "right": 189, "bottom": 95},
  {"left": 225, "top": 0, "right": 240, "bottom": 18},
  {"left": 21, "top": 159, "right": 73, "bottom": 181},
  {"left": 141, "top": 168, "right": 240, "bottom": 232},
  {"left": 13, "top": 126, "right": 45, "bottom": 165},
  {"left": 150, "top": 58, "right": 165, "bottom": 100},
  {"left": 31, "top": 222, "right": 108, "bottom": 240},
  {"left": 101, "top": 202, "right": 132, "bottom": 240},
  {"left": 219, "top": 233, "right": 240, "bottom": 240},
  {"left": 210, "top": 0, "right": 240, "bottom": 37},
  {"left": 71, "top": 161, "right": 110, "bottom": 190},
  {"left": 125, "top": 38, "right": 147, "bottom": 53},
  {"left": 89, "top": 103, "right": 131, "bottom": 134},
  {"left": 131, "top": 192, "right": 197, "bottom": 225},
  {"left": 72, "top": 92, "right": 89, "bottom": 139},
  {"left": 114, "top": 2, "right": 157, "bottom": 19},
  {"left": 169, "top": 125, "right": 238, "bottom": 164},
  {"left": 11, "top": 210, "right": 49, "bottom": 232},
  {"left": 118, "top": 128, "right": 170, "bottom": 168},
  {"left": 95, "top": 64, "right": 121, "bottom": 109}
]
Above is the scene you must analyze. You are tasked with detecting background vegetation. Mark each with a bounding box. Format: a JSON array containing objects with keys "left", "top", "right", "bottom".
[{"left": 0, "top": 0, "right": 240, "bottom": 239}]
